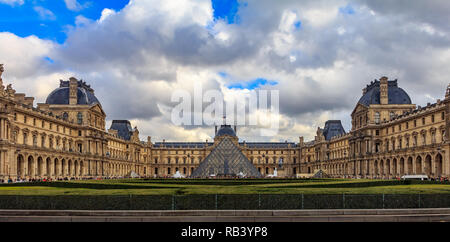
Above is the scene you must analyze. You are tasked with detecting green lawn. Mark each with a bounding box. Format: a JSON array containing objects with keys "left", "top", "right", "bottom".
[{"left": 0, "top": 178, "right": 449, "bottom": 195}]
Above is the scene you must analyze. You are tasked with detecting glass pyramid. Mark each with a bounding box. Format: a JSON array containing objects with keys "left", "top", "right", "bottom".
[{"left": 191, "top": 137, "right": 262, "bottom": 178}]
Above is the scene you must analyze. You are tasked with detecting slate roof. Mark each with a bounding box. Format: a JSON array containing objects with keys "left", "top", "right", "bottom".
[
  {"left": 215, "top": 124, "right": 236, "bottom": 137},
  {"left": 46, "top": 80, "right": 100, "bottom": 105},
  {"left": 109, "top": 120, "right": 133, "bottom": 140},
  {"left": 358, "top": 79, "right": 411, "bottom": 106},
  {"left": 241, "top": 142, "right": 295, "bottom": 148},
  {"left": 153, "top": 142, "right": 213, "bottom": 148},
  {"left": 322, "top": 120, "right": 346, "bottom": 141}
]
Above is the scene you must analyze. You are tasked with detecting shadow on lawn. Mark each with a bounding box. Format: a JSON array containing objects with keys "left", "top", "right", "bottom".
[
  {"left": 124, "top": 178, "right": 341, "bottom": 186},
  {"left": 269, "top": 180, "right": 450, "bottom": 189},
  {"left": 0, "top": 182, "right": 167, "bottom": 190}
]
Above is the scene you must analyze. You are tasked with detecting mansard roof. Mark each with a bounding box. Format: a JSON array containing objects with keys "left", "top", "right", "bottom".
[
  {"left": 109, "top": 120, "right": 133, "bottom": 140},
  {"left": 322, "top": 120, "right": 346, "bottom": 141},
  {"left": 358, "top": 79, "right": 412, "bottom": 106}
]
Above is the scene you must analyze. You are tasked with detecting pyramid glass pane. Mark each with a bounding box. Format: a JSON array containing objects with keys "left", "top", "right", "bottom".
[{"left": 191, "top": 138, "right": 262, "bottom": 178}]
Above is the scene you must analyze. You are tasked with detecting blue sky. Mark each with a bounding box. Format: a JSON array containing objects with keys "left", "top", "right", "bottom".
[
  {"left": 0, "top": 0, "right": 242, "bottom": 43},
  {"left": 0, "top": 0, "right": 130, "bottom": 43},
  {"left": 212, "top": 0, "right": 240, "bottom": 24}
]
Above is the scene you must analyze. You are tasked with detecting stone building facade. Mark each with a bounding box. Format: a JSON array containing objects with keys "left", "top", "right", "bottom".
[
  {"left": 0, "top": 64, "right": 448, "bottom": 180},
  {"left": 300, "top": 77, "right": 450, "bottom": 179}
]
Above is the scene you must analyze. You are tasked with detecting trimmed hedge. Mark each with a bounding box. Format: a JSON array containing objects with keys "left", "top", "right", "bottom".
[{"left": 0, "top": 194, "right": 449, "bottom": 210}]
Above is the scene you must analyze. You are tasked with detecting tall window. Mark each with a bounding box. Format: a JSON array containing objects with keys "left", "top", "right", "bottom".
[
  {"left": 375, "top": 112, "right": 380, "bottom": 124},
  {"left": 23, "top": 133, "right": 27, "bottom": 145},
  {"left": 77, "top": 112, "right": 83, "bottom": 124},
  {"left": 389, "top": 112, "right": 395, "bottom": 120}
]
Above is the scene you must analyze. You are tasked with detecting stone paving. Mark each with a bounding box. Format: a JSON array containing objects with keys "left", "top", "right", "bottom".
[{"left": 0, "top": 209, "right": 449, "bottom": 222}]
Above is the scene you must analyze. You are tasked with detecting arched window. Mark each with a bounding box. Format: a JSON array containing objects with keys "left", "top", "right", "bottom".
[{"left": 375, "top": 112, "right": 380, "bottom": 124}]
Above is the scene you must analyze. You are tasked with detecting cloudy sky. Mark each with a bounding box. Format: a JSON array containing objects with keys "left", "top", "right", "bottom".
[{"left": 0, "top": 0, "right": 449, "bottom": 143}]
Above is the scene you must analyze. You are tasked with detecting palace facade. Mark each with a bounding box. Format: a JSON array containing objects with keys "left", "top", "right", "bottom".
[{"left": 0, "top": 64, "right": 448, "bottom": 180}]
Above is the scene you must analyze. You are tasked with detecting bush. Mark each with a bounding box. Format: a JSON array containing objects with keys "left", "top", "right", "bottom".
[{"left": 0, "top": 193, "right": 449, "bottom": 210}]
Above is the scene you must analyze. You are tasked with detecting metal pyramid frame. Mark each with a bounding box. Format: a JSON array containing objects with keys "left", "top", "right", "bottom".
[{"left": 190, "top": 137, "right": 262, "bottom": 178}]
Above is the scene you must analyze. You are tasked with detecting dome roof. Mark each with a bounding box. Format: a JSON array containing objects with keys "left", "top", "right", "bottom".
[
  {"left": 215, "top": 125, "right": 237, "bottom": 137},
  {"left": 358, "top": 80, "right": 411, "bottom": 106},
  {"left": 46, "top": 79, "right": 100, "bottom": 106}
]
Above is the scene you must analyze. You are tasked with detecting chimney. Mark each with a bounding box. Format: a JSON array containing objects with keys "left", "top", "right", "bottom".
[
  {"left": 147, "top": 136, "right": 152, "bottom": 144},
  {"left": 380, "top": 76, "right": 388, "bottom": 105},
  {"left": 299, "top": 136, "right": 304, "bottom": 146},
  {"left": 69, "top": 77, "right": 78, "bottom": 105},
  {"left": 215, "top": 125, "right": 217, "bottom": 135}
]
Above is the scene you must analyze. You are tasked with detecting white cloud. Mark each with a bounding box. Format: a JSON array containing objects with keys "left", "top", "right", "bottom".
[
  {"left": 98, "top": 8, "right": 116, "bottom": 23},
  {"left": 0, "top": 0, "right": 23, "bottom": 6},
  {"left": 64, "top": 0, "right": 89, "bottom": 11},
  {"left": 1, "top": 0, "right": 450, "bottom": 142},
  {"left": 33, "top": 6, "right": 56, "bottom": 21}
]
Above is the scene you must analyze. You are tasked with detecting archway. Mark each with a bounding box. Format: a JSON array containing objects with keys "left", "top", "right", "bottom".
[
  {"left": 61, "top": 159, "right": 66, "bottom": 176},
  {"left": 54, "top": 158, "right": 59, "bottom": 176},
  {"left": 46, "top": 157, "right": 51, "bottom": 176},
  {"left": 386, "top": 159, "right": 391, "bottom": 177},
  {"left": 425, "top": 155, "right": 432, "bottom": 177},
  {"left": 27, "top": 156, "right": 34, "bottom": 177},
  {"left": 80, "top": 161, "right": 84, "bottom": 176},
  {"left": 68, "top": 160, "right": 72, "bottom": 176},
  {"left": 436, "top": 154, "right": 443, "bottom": 177},
  {"left": 74, "top": 160, "right": 79, "bottom": 176},
  {"left": 374, "top": 160, "right": 378, "bottom": 176},
  {"left": 17, "top": 154, "right": 25, "bottom": 178},
  {"left": 37, "top": 157, "right": 43, "bottom": 176},
  {"left": 407, "top": 157, "right": 413, "bottom": 174},
  {"left": 393, "top": 158, "right": 398, "bottom": 176},
  {"left": 415, "top": 156, "right": 422, "bottom": 174},
  {"left": 399, "top": 157, "right": 405, "bottom": 175}
]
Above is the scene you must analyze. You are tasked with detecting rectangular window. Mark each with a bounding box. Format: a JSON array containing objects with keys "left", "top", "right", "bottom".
[{"left": 432, "top": 115, "right": 435, "bottom": 123}]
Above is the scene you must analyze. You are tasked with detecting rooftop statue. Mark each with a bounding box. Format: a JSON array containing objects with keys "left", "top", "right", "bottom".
[{"left": 0, "top": 64, "right": 4, "bottom": 79}]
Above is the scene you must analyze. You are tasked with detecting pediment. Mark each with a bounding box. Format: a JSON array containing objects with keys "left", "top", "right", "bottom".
[{"left": 89, "top": 103, "right": 105, "bottom": 115}]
